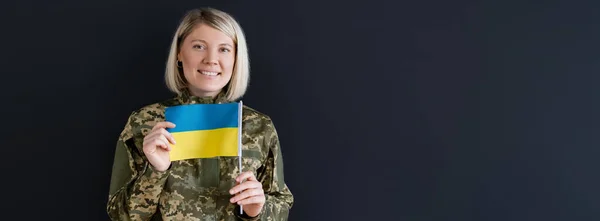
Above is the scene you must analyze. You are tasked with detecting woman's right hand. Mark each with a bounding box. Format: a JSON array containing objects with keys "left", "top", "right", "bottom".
[{"left": 142, "top": 121, "right": 176, "bottom": 172}]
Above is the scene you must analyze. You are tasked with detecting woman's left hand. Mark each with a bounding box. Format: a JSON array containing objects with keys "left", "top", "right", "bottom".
[{"left": 229, "top": 171, "right": 265, "bottom": 217}]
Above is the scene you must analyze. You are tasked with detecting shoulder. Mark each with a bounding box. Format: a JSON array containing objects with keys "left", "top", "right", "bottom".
[
  {"left": 119, "top": 98, "right": 177, "bottom": 141},
  {"left": 241, "top": 104, "right": 280, "bottom": 141},
  {"left": 242, "top": 105, "right": 271, "bottom": 121},
  {"left": 242, "top": 104, "right": 275, "bottom": 129},
  {"left": 240, "top": 104, "right": 284, "bottom": 158}
]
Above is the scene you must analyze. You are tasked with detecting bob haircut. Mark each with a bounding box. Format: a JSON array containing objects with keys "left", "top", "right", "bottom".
[{"left": 164, "top": 8, "right": 249, "bottom": 101}]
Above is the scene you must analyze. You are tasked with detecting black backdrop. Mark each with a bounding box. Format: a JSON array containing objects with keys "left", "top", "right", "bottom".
[{"left": 1, "top": 0, "right": 598, "bottom": 220}]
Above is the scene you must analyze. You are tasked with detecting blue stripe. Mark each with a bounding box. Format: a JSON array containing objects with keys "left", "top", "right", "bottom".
[{"left": 165, "top": 102, "right": 239, "bottom": 133}]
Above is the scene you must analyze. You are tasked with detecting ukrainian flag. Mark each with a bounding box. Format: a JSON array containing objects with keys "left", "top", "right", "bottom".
[{"left": 165, "top": 102, "right": 242, "bottom": 161}]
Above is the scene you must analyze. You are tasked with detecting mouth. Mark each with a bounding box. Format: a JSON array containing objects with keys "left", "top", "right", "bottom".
[{"left": 198, "top": 70, "right": 221, "bottom": 76}]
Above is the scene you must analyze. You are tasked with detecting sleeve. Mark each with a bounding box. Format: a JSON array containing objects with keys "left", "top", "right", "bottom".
[
  {"left": 106, "top": 113, "right": 170, "bottom": 221},
  {"left": 236, "top": 120, "right": 294, "bottom": 221}
]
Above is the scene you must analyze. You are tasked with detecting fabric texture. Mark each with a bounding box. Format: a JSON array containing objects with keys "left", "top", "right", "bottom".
[{"left": 106, "top": 91, "right": 294, "bottom": 221}]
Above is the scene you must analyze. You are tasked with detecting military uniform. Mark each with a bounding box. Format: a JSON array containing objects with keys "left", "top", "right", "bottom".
[{"left": 107, "top": 91, "right": 293, "bottom": 221}]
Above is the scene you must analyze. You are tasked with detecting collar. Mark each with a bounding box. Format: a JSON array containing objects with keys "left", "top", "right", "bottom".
[{"left": 174, "top": 89, "right": 230, "bottom": 105}]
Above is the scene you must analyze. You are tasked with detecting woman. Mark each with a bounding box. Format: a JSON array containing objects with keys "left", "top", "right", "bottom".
[{"left": 106, "top": 8, "right": 293, "bottom": 221}]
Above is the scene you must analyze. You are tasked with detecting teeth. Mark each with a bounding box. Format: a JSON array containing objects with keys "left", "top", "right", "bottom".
[{"left": 200, "top": 71, "right": 219, "bottom": 76}]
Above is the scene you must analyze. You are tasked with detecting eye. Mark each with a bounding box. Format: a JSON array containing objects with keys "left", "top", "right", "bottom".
[
  {"left": 220, "top": 47, "right": 231, "bottom": 53},
  {"left": 192, "top": 44, "right": 205, "bottom": 50}
]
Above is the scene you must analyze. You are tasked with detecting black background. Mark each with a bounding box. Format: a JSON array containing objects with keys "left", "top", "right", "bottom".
[{"left": 1, "top": 0, "right": 598, "bottom": 220}]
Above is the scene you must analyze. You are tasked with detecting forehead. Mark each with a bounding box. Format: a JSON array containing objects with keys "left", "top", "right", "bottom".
[{"left": 186, "top": 23, "right": 234, "bottom": 45}]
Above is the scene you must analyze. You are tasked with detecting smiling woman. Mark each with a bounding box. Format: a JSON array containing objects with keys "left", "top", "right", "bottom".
[
  {"left": 165, "top": 8, "right": 249, "bottom": 102},
  {"left": 106, "top": 7, "right": 293, "bottom": 221},
  {"left": 177, "top": 24, "right": 236, "bottom": 97}
]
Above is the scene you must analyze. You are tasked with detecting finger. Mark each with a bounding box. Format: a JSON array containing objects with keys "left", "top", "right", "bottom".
[
  {"left": 153, "top": 138, "right": 170, "bottom": 151},
  {"left": 159, "top": 128, "right": 176, "bottom": 144},
  {"left": 145, "top": 129, "right": 175, "bottom": 145},
  {"left": 143, "top": 138, "right": 165, "bottom": 154},
  {"left": 235, "top": 171, "right": 257, "bottom": 183},
  {"left": 230, "top": 188, "right": 263, "bottom": 203},
  {"left": 236, "top": 196, "right": 265, "bottom": 205},
  {"left": 143, "top": 133, "right": 161, "bottom": 148},
  {"left": 144, "top": 128, "right": 166, "bottom": 143},
  {"left": 143, "top": 130, "right": 162, "bottom": 142},
  {"left": 158, "top": 135, "right": 171, "bottom": 151},
  {"left": 145, "top": 122, "right": 175, "bottom": 142},
  {"left": 152, "top": 121, "right": 176, "bottom": 131},
  {"left": 143, "top": 130, "right": 157, "bottom": 143},
  {"left": 230, "top": 181, "right": 262, "bottom": 195}
]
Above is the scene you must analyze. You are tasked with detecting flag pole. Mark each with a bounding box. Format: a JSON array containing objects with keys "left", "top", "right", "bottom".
[{"left": 238, "top": 100, "right": 243, "bottom": 214}]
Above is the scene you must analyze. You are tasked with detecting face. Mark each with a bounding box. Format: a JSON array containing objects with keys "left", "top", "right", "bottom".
[{"left": 178, "top": 23, "right": 235, "bottom": 97}]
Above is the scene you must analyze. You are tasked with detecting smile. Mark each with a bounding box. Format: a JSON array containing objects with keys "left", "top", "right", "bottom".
[{"left": 198, "top": 70, "right": 220, "bottom": 76}]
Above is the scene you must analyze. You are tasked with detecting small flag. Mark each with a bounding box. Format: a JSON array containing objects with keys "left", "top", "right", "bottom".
[{"left": 165, "top": 102, "right": 242, "bottom": 161}]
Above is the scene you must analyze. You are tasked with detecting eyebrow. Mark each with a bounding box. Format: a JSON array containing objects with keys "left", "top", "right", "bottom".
[{"left": 191, "top": 39, "right": 233, "bottom": 48}]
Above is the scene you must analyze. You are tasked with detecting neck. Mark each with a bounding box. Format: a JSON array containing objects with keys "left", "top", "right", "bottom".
[{"left": 187, "top": 87, "right": 221, "bottom": 98}]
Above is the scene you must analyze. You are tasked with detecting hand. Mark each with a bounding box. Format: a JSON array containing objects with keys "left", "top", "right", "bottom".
[
  {"left": 142, "top": 121, "right": 176, "bottom": 171},
  {"left": 229, "top": 171, "right": 265, "bottom": 217}
]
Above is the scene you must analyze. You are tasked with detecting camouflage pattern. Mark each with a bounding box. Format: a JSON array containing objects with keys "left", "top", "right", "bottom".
[{"left": 107, "top": 90, "right": 294, "bottom": 221}]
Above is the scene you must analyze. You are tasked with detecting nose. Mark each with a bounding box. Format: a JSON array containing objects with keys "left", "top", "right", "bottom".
[{"left": 203, "top": 50, "right": 218, "bottom": 65}]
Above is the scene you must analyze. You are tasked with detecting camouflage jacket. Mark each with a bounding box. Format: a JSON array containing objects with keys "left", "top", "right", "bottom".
[{"left": 107, "top": 91, "right": 293, "bottom": 221}]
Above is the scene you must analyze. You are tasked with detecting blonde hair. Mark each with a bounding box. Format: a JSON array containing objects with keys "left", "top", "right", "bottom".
[{"left": 165, "top": 8, "right": 249, "bottom": 101}]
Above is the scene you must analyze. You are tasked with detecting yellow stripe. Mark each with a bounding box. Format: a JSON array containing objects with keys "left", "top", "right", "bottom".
[{"left": 169, "top": 128, "right": 238, "bottom": 161}]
